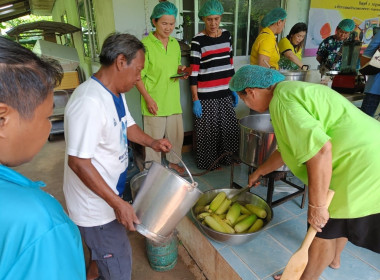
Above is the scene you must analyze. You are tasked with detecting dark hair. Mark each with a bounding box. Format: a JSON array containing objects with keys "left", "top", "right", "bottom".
[
  {"left": 99, "top": 33, "right": 145, "bottom": 66},
  {"left": 287, "top": 22, "right": 308, "bottom": 52},
  {"left": 0, "top": 36, "right": 63, "bottom": 119}
]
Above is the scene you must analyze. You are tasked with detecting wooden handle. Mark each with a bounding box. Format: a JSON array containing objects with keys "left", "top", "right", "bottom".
[{"left": 300, "top": 189, "right": 335, "bottom": 250}]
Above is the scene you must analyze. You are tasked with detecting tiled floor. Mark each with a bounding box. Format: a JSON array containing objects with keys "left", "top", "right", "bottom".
[{"left": 181, "top": 152, "right": 380, "bottom": 280}]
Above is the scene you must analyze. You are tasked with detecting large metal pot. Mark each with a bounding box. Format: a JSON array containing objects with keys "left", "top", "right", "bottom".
[
  {"left": 280, "top": 69, "right": 308, "bottom": 81},
  {"left": 239, "top": 114, "right": 276, "bottom": 167},
  {"left": 239, "top": 114, "right": 289, "bottom": 171},
  {"left": 191, "top": 189, "right": 273, "bottom": 245},
  {"left": 133, "top": 155, "right": 202, "bottom": 243}
]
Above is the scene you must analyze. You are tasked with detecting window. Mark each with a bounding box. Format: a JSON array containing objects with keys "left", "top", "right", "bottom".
[
  {"left": 77, "top": 0, "right": 99, "bottom": 59},
  {"left": 179, "top": 0, "right": 282, "bottom": 56}
]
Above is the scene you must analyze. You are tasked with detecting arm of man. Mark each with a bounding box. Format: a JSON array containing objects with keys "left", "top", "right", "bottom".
[
  {"left": 68, "top": 156, "right": 139, "bottom": 231},
  {"left": 316, "top": 55, "right": 323, "bottom": 64},
  {"left": 135, "top": 80, "right": 158, "bottom": 115},
  {"left": 127, "top": 124, "right": 171, "bottom": 152},
  {"left": 306, "top": 140, "right": 332, "bottom": 232},
  {"left": 248, "top": 150, "right": 284, "bottom": 186},
  {"left": 283, "top": 50, "right": 303, "bottom": 68}
]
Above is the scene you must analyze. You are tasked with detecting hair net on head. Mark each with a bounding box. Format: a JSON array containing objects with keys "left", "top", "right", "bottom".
[
  {"left": 261, "top": 7, "right": 287, "bottom": 28},
  {"left": 198, "top": 0, "right": 224, "bottom": 20},
  {"left": 229, "top": 65, "right": 285, "bottom": 92},
  {"left": 337, "top": 19, "right": 355, "bottom": 32},
  {"left": 150, "top": 1, "right": 178, "bottom": 27}
]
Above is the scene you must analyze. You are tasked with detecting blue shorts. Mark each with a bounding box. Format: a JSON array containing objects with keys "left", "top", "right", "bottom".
[{"left": 78, "top": 220, "right": 132, "bottom": 280}]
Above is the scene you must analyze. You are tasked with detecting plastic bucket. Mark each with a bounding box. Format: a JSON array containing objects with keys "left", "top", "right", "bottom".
[{"left": 146, "top": 231, "right": 178, "bottom": 271}]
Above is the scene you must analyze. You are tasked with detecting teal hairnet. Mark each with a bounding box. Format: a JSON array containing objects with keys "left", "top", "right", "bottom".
[
  {"left": 198, "top": 0, "right": 224, "bottom": 20},
  {"left": 337, "top": 19, "right": 355, "bottom": 32},
  {"left": 229, "top": 65, "right": 285, "bottom": 92},
  {"left": 150, "top": 2, "right": 178, "bottom": 27},
  {"left": 261, "top": 7, "right": 287, "bottom": 28}
]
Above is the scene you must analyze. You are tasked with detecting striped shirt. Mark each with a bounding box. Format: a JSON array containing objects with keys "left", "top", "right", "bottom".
[{"left": 190, "top": 30, "right": 235, "bottom": 100}]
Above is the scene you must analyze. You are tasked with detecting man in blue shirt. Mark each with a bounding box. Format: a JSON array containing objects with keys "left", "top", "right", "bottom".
[
  {"left": 0, "top": 37, "right": 85, "bottom": 279},
  {"left": 360, "top": 31, "right": 380, "bottom": 117}
]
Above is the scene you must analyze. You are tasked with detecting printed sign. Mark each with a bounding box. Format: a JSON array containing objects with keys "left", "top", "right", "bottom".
[{"left": 305, "top": 0, "right": 380, "bottom": 56}]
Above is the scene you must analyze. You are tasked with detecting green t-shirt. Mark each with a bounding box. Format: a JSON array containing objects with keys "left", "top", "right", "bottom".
[
  {"left": 140, "top": 32, "right": 182, "bottom": 116},
  {"left": 270, "top": 81, "right": 380, "bottom": 218}
]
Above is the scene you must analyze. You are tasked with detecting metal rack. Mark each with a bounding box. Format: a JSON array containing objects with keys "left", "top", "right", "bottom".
[{"left": 229, "top": 154, "right": 307, "bottom": 208}]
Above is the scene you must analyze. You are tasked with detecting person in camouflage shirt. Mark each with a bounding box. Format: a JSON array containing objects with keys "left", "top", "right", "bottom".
[{"left": 316, "top": 19, "right": 355, "bottom": 71}]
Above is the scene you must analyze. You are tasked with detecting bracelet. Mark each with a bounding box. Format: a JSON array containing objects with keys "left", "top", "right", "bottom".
[{"left": 308, "top": 203, "right": 326, "bottom": 209}]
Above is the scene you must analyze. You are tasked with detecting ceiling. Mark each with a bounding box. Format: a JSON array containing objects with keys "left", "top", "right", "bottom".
[{"left": 0, "top": 0, "right": 55, "bottom": 23}]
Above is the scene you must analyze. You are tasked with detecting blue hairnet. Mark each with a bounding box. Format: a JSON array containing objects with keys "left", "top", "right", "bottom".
[
  {"left": 337, "top": 19, "right": 355, "bottom": 32},
  {"left": 198, "top": 0, "right": 224, "bottom": 20},
  {"left": 261, "top": 8, "right": 287, "bottom": 28},
  {"left": 150, "top": 2, "right": 178, "bottom": 27},
  {"left": 229, "top": 65, "right": 285, "bottom": 92}
]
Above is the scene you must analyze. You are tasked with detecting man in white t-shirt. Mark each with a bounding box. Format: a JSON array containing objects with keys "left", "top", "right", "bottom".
[{"left": 63, "top": 33, "right": 172, "bottom": 280}]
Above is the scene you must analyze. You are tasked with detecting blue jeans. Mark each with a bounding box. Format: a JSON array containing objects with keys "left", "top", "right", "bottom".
[{"left": 360, "top": 92, "right": 380, "bottom": 117}]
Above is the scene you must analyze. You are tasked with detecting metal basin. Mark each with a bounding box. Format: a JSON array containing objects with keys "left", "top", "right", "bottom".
[{"left": 191, "top": 189, "right": 273, "bottom": 246}]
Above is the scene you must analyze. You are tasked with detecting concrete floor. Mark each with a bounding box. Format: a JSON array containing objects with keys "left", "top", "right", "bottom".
[{"left": 12, "top": 135, "right": 198, "bottom": 280}]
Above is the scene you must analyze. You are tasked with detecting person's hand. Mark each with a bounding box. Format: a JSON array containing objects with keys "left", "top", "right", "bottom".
[
  {"left": 248, "top": 170, "right": 262, "bottom": 187},
  {"left": 146, "top": 97, "right": 158, "bottom": 115},
  {"left": 308, "top": 206, "right": 330, "bottom": 232},
  {"left": 193, "top": 100, "right": 202, "bottom": 118},
  {"left": 113, "top": 200, "right": 140, "bottom": 231},
  {"left": 150, "top": 138, "right": 172, "bottom": 153},
  {"left": 231, "top": 91, "right": 239, "bottom": 107}
]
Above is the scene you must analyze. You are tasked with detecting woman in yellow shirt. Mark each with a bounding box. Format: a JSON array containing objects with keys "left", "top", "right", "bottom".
[
  {"left": 278, "top": 22, "right": 307, "bottom": 70},
  {"left": 250, "top": 7, "right": 287, "bottom": 70}
]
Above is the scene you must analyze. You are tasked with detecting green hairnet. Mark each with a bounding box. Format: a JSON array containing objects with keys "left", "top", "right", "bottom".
[
  {"left": 229, "top": 65, "right": 285, "bottom": 92},
  {"left": 150, "top": 2, "right": 178, "bottom": 27},
  {"left": 337, "top": 19, "right": 355, "bottom": 32},
  {"left": 198, "top": 0, "right": 224, "bottom": 20},
  {"left": 261, "top": 7, "right": 287, "bottom": 28}
]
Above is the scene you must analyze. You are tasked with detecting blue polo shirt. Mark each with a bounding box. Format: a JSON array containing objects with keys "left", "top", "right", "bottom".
[{"left": 0, "top": 165, "right": 85, "bottom": 280}]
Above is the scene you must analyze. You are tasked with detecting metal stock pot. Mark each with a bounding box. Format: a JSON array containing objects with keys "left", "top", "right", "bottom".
[
  {"left": 132, "top": 152, "right": 201, "bottom": 243},
  {"left": 280, "top": 65, "right": 309, "bottom": 81},
  {"left": 239, "top": 114, "right": 289, "bottom": 171}
]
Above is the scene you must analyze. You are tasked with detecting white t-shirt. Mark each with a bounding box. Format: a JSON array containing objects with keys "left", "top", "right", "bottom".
[{"left": 63, "top": 77, "right": 136, "bottom": 227}]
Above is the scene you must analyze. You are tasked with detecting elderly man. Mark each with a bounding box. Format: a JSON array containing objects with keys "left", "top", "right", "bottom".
[
  {"left": 63, "top": 33, "right": 171, "bottom": 280},
  {"left": 229, "top": 65, "right": 380, "bottom": 280},
  {"left": 316, "top": 18, "right": 355, "bottom": 72}
]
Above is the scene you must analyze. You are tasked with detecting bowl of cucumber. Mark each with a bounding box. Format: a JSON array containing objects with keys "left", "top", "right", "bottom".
[{"left": 191, "top": 188, "right": 273, "bottom": 245}]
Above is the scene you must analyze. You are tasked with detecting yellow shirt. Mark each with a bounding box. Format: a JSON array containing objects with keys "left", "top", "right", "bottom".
[
  {"left": 250, "top": 27, "right": 280, "bottom": 69},
  {"left": 278, "top": 37, "right": 303, "bottom": 70}
]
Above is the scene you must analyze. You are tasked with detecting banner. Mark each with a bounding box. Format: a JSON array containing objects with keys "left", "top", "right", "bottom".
[{"left": 305, "top": 0, "right": 380, "bottom": 56}]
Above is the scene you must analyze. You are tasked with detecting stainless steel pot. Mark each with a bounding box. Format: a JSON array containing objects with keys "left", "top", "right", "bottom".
[
  {"left": 239, "top": 114, "right": 289, "bottom": 171},
  {"left": 132, "top": 152, "right": 202, "bottom": 243},
  {"left": 280, "top": 69, "right": 308, "bottom": 81}
]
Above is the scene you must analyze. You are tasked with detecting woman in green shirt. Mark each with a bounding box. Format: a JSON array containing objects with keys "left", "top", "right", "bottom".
[
  {"left": 136, "top": 2, "right": 188, "bottom": 173},
  {"left": 229, "top": 65, "right": 380, "bottom": 279}
]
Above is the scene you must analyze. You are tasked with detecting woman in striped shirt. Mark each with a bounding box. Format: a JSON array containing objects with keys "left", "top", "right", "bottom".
[{"left": 190, "top": 0, "right": 239, "bottom": 170}]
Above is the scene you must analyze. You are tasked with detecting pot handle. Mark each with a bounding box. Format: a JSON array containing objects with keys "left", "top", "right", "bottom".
[
  {"left": 143, "top": 161, "right": 153, "bottom": 170},
  {"left": 247, "top": 131, "right": 261, "bottom": 141},
  {"left": 301, "top": 64, "right": 310, "bottom": 71},
  {"left": 169, "top": 149, "right": 197, "bottom": 188}
]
